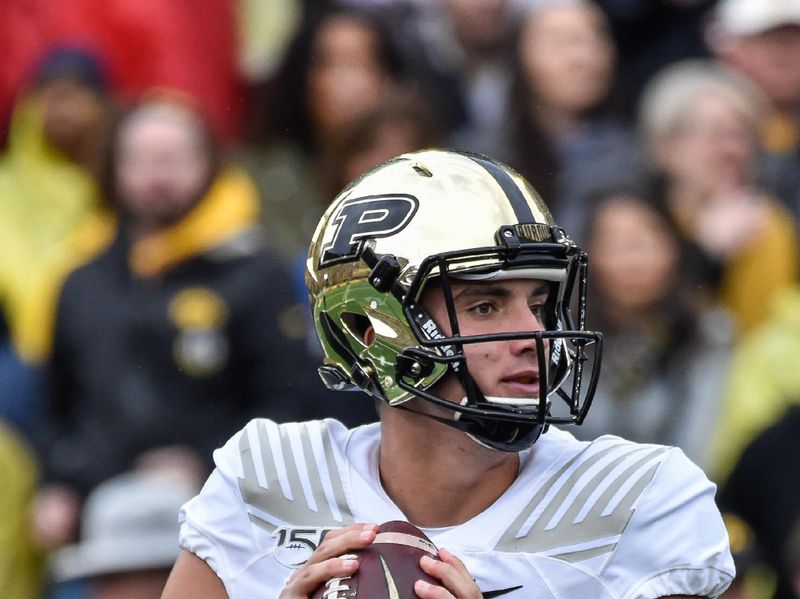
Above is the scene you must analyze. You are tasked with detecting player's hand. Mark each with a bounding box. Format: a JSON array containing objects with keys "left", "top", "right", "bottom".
[
  {"left": 278, "top": 523, "right": 378, "bottom": 599},
  {"left": 415, "top": 547, "right": 482, "bottom": 598}
]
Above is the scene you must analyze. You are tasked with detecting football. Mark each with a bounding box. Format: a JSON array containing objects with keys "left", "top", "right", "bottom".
[{"left": 311, "top": 520, "right": 440, "bottom": 599}]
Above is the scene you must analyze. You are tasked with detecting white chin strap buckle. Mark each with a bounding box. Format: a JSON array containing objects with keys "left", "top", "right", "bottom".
[{"left": 483, "top": 395, "right": 541, "bottom": 407}]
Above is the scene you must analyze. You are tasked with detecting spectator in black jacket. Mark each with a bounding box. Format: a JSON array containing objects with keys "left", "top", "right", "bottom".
[
  {"left": 720, "top": 404, "right": 800, "bottom": 599},
  {"left": 32, "top": 91, "right": 375, "bottom": 554}
]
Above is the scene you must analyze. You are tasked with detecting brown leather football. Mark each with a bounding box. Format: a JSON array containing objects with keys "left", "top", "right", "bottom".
[{"left": 311, "top": 520, "right": 440, "bottom": 599}]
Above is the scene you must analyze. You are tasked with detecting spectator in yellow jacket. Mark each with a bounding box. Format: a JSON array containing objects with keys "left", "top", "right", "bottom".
[
  {"left": 0, "top": 48, "right": 114, "bottom": 365},
  {"left": 710, "top": 285, "right": 800, "bottom": 482}
]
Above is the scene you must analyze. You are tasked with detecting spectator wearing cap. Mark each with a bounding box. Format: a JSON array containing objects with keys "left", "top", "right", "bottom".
[
  {"left": 49, "top": 472, "right": 197, "bottom": 599},
  {"left": 709, "top": 0, "right": 800, "bottom": 222},
  {"left": 710, "top": 0, "right": 800, "bottom": 154}
]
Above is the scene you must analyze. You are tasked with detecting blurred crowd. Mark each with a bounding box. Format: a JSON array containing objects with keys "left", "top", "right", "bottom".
[{"left": 1, "top": 0, "right": 800, "bottom": 598}]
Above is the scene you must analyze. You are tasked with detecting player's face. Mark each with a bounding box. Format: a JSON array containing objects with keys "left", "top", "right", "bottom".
[{"left": 421, "top": 278, "right": 550, "bottom": 403}]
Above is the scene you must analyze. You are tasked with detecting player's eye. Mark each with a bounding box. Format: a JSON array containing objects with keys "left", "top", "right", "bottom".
[
  {"left": 468, "top": 301, "right": 495, "bottom": 316},
  {"left": 530, "top": 303, "right": 546, "bottom": 318}
]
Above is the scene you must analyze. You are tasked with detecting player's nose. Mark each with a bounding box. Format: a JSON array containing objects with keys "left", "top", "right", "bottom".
[{"left": 507, "top": 304, "right": 546, "bottom": 355}]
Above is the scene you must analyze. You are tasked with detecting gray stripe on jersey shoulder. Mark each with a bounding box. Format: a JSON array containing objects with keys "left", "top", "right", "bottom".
[
  {"left": 320, "top": 421, "right": 353, "bottom": 525},
  {"left": 237, "top": 420, "right": 355, "bottom": 532},
  {"left": 551, "top": 542, "right": 618, "bottom": 563},
  {"left": 248, "top": 512, "right": 274, "bottom": 532},
  {"left": 496, "top": 439, "right": 669, "bottom": 558}
]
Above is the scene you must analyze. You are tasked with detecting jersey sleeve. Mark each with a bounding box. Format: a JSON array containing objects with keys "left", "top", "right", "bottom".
[
  {"left": 178, "top": 417, "right": 359, "bottom": 597},
  {"left": 601, "top": 447, "right": 735, "bottom": 599},
  {"left": 178, "top": 420, "right": 279, "bottom": 593}
]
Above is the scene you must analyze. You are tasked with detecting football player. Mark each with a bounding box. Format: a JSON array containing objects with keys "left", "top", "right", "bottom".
[{"left": 161, "top": 150, "right": 734, "bottom": 598}]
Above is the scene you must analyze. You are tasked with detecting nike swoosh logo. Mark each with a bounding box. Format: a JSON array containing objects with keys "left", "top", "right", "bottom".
[
  {"left": 379, "top": 555, "right": 400, "bottom": 599},
  {"left": 483, "top": 586, "right": 523, "bottom": 598}
]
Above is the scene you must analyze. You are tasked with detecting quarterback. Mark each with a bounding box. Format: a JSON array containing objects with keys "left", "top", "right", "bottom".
[{"left": 161, "top": 150, "right": 734, "bottom": 598}]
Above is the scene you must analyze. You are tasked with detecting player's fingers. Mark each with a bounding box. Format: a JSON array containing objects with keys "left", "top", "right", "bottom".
[
  {"left": 414, "top": 580, "right": 456, "bottom": 599},
  {"left": 414, "top": 578, "right": 455, "bottom": 599},
  {"left": 318, "top": 522, "right": 374, "bottom": 543},
  {"left": 437, "top": 547, "right": 472, "bottom": 577},
  {"left": 279, "top": 523, "right": 377, "bottom": 597},
  {"left": 280, "top": 556, "right": 359, "bottom": 598},
  {"left": 418, "top": 548, "right": 482, "bottom": 599},
  {"left": 304, "top": 523, "right": 377, "bottom": 565}
]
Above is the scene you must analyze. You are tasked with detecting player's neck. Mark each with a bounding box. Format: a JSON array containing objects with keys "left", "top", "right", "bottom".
[{"left": 377, "top": 405, "right": 520, "bottom": 528}]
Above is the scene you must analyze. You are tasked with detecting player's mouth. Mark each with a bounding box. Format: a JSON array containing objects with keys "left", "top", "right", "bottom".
[{"left": 500, "top": 372, "right": 541, "bottom": 395}]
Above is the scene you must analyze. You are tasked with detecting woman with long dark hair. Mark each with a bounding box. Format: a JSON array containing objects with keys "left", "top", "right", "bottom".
[{"left": 574, "top": 186, "right": 734, "bottom": 471}]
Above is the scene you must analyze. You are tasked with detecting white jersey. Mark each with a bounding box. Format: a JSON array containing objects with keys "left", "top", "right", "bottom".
[{"left": 179, "top": 419, "right": 734, "bottom": 599}]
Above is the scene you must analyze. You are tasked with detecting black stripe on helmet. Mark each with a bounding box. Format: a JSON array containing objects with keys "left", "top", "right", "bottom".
[{"left": 466, "top": 154, "right": 535, "bottom": 223}]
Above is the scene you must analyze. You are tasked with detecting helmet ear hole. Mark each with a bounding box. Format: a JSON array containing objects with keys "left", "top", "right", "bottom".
[{"left": 341, "top": 312, "right": 374, "bottom": 347}]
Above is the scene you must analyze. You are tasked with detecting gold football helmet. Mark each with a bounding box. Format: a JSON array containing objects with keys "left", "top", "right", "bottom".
[{"left": 306, "top": 149, "right": 602, "bottom": 450}]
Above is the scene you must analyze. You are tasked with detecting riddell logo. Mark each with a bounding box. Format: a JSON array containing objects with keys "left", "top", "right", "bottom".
[{"left": 420, "top": 318, "right": 460, "bottom": 372}]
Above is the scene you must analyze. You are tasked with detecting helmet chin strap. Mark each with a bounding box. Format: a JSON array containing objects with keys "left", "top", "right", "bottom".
[
  {"left": 391, "top": 362, "right": 550, "bottom": 451},
  {"left": 454, "top": 368, "right": 549, "bottom": 450},
  {"left": 391, "top": 397, "right": 547, "bottom": 452}
]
